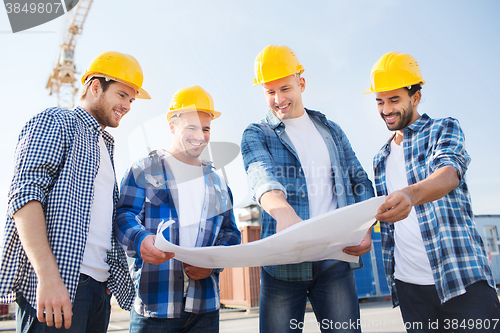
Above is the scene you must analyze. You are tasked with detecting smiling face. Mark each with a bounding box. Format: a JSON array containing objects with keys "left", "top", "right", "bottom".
[
  {"left": 375, "top": 87, "right": 421, "bottom": 132},
  {"left": 86, "top": 80, "right": 136, "bottom": 129},
  {"left": 262, "top": 74, "right": 306, "bottom": 120},
  {"left": 168, "top": 111, "right": 211, "bottom": 166}
]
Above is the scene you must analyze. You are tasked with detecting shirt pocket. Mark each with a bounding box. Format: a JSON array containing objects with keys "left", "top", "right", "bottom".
[
  {"left": 145, "top": 187, "right": 170, "bottom": 207},
  {"left": 144, "top": 174, "right": 170, "bottom": 206}
]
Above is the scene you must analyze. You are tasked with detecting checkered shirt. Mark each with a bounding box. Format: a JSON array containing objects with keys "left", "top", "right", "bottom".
[
  {"left": 0, "top": 106, "right": 135, "bottom": 310},
  {"left": 115, "top": 149, "right": 241, "bottom": 318},
  {"left": 241, "top": 109, "right": 374, "bottom": 281},
  {"left": 373, "top": 113, "right": 495, "bottom": 305}
]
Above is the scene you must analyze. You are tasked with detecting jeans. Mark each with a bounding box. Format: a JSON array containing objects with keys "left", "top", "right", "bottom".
[
  {"left": 16, "top": 274, "right": 111, "bottom": 333},
  {"left": 130, "top": 305, "right": 219, "bottom": 333},
  {"left": 259, "top": 261, "right": 361, "bottom": 333},
  {"left": 395, "top": 279, "right": 500, "bottom": 333}
]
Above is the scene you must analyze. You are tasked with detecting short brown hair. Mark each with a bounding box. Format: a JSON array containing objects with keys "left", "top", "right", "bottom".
[{"left": 80, "top": 77, "right": 114, "bottom": 99}]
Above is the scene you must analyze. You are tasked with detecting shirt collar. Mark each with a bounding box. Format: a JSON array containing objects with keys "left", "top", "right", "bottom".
[
  {"left": 74, "top": 106, "right": 102, "bottom": 133},
  {"left": 406, "top": 113, "right": 431, "bottom": 133},
  {"left": 154, "top": 149, "right": 214, "bottom": 170},
  {"left": 265, "top": 108, "right": 324, "bottom": 129},
  {"left": 74, "top": 106, "right": 114, "bottom": 145},
  {"left": 265, "top": 109, "right": 282, "bottom": 129},
  {"left": 380, "top": 113, "right": 431, "bottom": 152}
]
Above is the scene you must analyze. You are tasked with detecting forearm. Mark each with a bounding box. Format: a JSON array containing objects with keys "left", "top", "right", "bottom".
[
  {"left": 13, "top": 200, "right": 61, "bottom": 281},
  {"left": 261, "top": 190, "right": 296, "bottom": 220},
  {"left": 115, "top": 213, "right": 151, "bottom": 258},
  {"left": 376, "top": 165, "right": 461, "bottom": 223},
  {"left": 402, "top": 165, "right": 459, "bottom": 206},
  {"left": 261, "top": 190, "right": 302, "bottom": 232}
]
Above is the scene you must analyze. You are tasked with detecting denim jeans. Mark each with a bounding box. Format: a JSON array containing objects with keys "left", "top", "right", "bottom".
[
  {"left": 259, "top": 261, "right": 361, "bottom": 333},
  {"left": 395, "top": 279, "right": 500, "bottom": 333},
  {"left": 130, "top": 305, "right": 219, "bottom": 333},
  {"left": 16, "top": 274, "right": 111, "bottom": 333}
]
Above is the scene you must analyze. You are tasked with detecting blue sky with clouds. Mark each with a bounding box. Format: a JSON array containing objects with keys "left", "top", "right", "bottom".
[{"left": 1, "top": 0, "right": 499, "bottom": 239}]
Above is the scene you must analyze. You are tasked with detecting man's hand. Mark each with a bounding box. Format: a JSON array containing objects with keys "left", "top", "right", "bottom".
[
  {"left": 36, "top": 277, "right": 72, "bottom": 329},
  {"left": 376, "top": 166, "right": 460, "bottom": 223},
  {"left": 183, "top": 263, "right": 213, "bottom": 280},
  {"left": 12, "top": 200, "right": 73, "bottom": 328},
  {"left": 375, "top": 190, "right": 412, "bottom": 223},
  {"left": 140, "top": 235, "right": 174, "bottom": 265},
  {"left": 343, "top": 230, "right": 372, "bottom": 257}
]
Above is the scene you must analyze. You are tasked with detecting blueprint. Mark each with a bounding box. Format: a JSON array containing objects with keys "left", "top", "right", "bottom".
[{"left": 154, "top": 196, "right": 386, "bottom": 268}]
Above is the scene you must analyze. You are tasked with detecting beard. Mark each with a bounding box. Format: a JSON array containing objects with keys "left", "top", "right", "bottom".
[
  {"left": 88, "top": 93, "right": 118, "bottom": 128},
  {"left": 383, "top": 101, "right": 414, "bottom": 131},
  {"left": 184, "top": 142, "right": 207, "bottom": 158}
]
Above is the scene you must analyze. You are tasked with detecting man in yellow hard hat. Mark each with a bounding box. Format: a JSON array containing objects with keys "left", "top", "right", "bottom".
[
  {"left": 115, "top": 85, "right": 240, "bottom": 333},
  {"left": 241, "top": 45, "right": 375, "bottom": 332},
  {"left": 0, "top": 51, "right": 149, "bottom": 332},
  {"left": 368, "top": 51, "right": 500, "bottom": 332}
]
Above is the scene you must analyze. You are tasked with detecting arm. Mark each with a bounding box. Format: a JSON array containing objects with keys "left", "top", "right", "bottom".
[
  {"left": 376, "top": 118, "right": 467, "bottom": 223},
  {"left": 261, "top": 190, "right": 302, "bottom": 232},
  {"left": 375, "top": 165, "right": 459, "bottom": 223},
  {"left": 8, "top": 111, "right": 72, "bottom": 329},
  {"left": 13, "top": 201, "right": 72, "bottom": 329},
  {"left": 241, "top": 124, "right": 287, "bottom": 206},
  {"left": 115, "top": 165, "right": 174, "bottom": 265},
  {"left": 241, "top": 125, "right": 300, "bottom": 232}
]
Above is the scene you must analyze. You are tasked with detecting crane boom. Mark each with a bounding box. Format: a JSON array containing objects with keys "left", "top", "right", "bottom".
[{"left": 46, "top": 0, "right": 93, "bottom": 109}]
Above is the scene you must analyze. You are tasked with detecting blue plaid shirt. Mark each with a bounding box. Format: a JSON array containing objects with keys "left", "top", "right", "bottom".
[
  {"left": 241, "top": 109, "right": 374, "bottom": 281},
  {"left": 0, "top": 107, "right": 135, "bottom": 310},
  {"left": 115, "top": 149, "right": 240, "bottom": 318},
  {"left": 373, "top": 113, "right": 495, "bottom": 305}
]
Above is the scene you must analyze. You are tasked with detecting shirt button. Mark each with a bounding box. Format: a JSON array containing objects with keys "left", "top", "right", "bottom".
[
  {"left": 302, "top": 194, "right": 306, "bottom": 198},
  {"left": 277, "top": 130, "right": 281, "bottom": 133}
]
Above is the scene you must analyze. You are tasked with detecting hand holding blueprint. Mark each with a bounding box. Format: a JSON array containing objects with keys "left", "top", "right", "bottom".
[{"left": 154, "top": 196, "right": 385, "bottom": 268}]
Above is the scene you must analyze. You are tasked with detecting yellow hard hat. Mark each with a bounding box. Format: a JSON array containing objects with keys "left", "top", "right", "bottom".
[
  {"left": 81, "top": 51, "right": 151, "bottom": 99},
  {"left": 364, "top": 52, "right": 425, "bottom": 94},
  {"left": 167, "top": 85, "right": 221, "bottom": 121},
  {"left": 253, "top": 45, "right": 304, "bottom": 86}
]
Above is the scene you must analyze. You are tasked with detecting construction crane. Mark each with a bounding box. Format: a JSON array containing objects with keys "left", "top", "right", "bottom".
[{"left": 46, "top": 0, "right": 93, "bottom": 109}]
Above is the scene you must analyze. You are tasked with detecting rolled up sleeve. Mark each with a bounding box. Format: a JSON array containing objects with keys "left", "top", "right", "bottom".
[
  {"left": 241, "top": 124, "right": 287, "bottom": 204},
  {"left": 429, "top": 118, "right": 470, "bottom": 184}
]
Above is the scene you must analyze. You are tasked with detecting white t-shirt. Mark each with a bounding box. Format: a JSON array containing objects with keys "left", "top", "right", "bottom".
[
  {"left": 385, "top": 139, "right": 434, "bottom": 285},
  {"left": 165, "top": 153, "right": 205, "bottom": 248},
  {"left": 80, "top": 134, "right": 114, "bottom": 282},
  {"left": 282, "top": 111, "right": 337, "bottom": 218},
  {"left": 165, "top": 153, "right": 205, "bottom": 294}
]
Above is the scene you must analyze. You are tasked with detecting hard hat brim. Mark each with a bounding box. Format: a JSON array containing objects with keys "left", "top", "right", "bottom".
[
  {"left": 364, "top": 80, "right": 425, "bottom": 94},
  {"left": 253, "top": 68, "right": 304, "bottom": 86},
  {"left": 167, "top": 109, "right": 221, "bottom": 121},
  {"left": 82, "top": 73, "right": 151, "bottom": 99},
  {"left": 136, "top": 87, "right": 151, "bottom": 99}
]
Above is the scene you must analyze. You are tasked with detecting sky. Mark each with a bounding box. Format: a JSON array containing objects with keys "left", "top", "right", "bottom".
[{"left": 1, "top": 0, "right": 499, "bottom": 240}]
